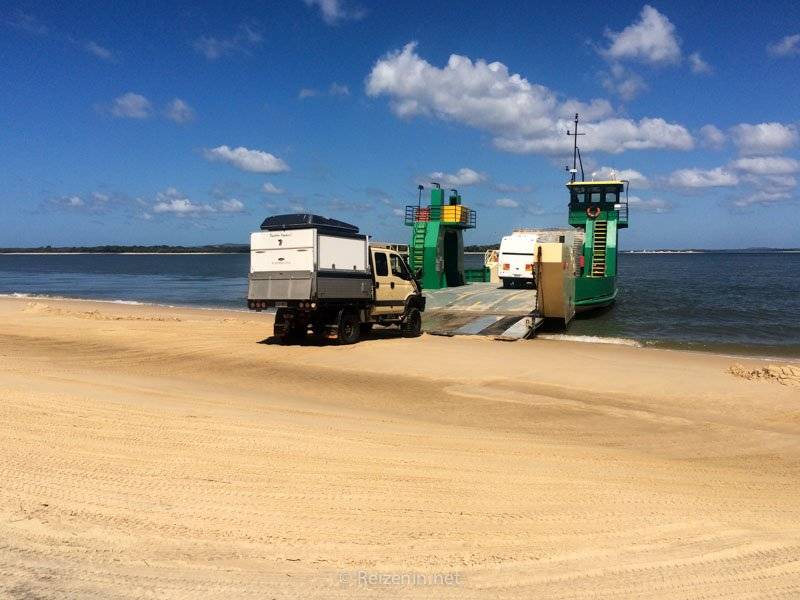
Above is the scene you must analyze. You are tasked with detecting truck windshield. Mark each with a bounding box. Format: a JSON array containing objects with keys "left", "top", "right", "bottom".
[{"left": 390, "top": 254, "right": 411, "bottom": 280}]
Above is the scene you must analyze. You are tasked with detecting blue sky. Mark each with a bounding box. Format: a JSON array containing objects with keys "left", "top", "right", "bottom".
[{"left": 1, "top": 1, "right": 799, "bottom": 249}]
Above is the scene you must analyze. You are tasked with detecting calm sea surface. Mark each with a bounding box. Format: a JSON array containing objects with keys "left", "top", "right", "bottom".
[{"left": 1, "top": 252, "right": 799, "bottom": 358}]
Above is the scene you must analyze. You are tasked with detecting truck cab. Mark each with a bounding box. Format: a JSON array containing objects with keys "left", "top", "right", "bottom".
[{"left": 369, "top": 245, "right": 419, "bottom": 317}]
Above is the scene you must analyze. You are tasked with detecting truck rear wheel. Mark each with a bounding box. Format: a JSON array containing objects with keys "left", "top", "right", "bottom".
[
  {"left": 311, "top": 320, "right": 326, "bottom": 340},
  {"left": 274, "top": 308, "right": 290, "bottom": 342},
  {"left": 401, "top": 307, "right": 422, "bottom": 337},
  {"left": 288, "top": 320, "right": 307, "bottom": 342},
  {"left": 337, "top": 313, "right": 361, "bottom": 345},
  {"left": 274, "top": 309, "right": 306, "bottom": 344}
]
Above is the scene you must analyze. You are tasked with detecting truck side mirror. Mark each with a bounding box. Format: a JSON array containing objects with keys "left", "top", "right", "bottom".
[{"left": 414, "top": 268, "right": 423, "bottom": 280}]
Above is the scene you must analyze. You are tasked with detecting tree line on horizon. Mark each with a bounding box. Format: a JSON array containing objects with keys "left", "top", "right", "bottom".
[
  {"left": 0, "top": 244, "right": 796, "bottom": 254},
  {"left": 0, "top": 244, "right": 249, "bottom": 254}
]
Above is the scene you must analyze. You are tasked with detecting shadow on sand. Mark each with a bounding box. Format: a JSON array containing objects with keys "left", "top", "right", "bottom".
[{"left": 258, "top": 327, "right": 405, "bottom": 346}]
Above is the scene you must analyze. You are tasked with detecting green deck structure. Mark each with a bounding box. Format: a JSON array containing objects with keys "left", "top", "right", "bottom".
[
  {"left": 567, "top": 180, "right": 629, "bottom": 311},
  {"left": 404, "top": 185, "right": 477, "bottom": 290}
]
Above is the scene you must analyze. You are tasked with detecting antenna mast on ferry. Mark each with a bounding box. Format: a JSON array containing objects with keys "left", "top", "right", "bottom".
[{"left": 566, "top": 113, "right": 585, "bottom": 183}]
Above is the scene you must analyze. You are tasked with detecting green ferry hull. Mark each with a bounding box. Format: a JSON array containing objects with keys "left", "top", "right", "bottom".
[{"left": 574, "top": 275, "right": 617, "bottom": 312}]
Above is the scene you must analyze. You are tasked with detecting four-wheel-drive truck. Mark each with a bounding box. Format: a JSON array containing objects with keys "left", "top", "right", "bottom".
[{"left": 247, "top": 214, "right": 425, "bottom": 344}]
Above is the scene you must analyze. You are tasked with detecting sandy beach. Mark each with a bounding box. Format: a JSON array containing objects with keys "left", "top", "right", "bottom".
[{"left": 1, "top": 296, "right": 799, "bottom": 598}]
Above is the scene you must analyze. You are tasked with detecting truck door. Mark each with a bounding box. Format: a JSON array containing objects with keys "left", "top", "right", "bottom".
[
  {"left": 389, "top": 252, "right": 416, "bottom": 307},
  {"left": 371, "top": 250, "right": 408, "bottom": 316}
]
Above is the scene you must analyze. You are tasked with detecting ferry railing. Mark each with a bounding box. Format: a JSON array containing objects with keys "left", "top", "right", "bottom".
[{"left": 404, "top": 205, "right": 477, "bottom": 229}]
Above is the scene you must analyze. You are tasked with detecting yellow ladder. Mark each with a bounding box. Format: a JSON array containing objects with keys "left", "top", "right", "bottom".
[
  {"left": 591, "top": 220, "right": 607, "bottom": 277},
  {"left": 410, "top": 221, "right": 427, "bottom": 271}
]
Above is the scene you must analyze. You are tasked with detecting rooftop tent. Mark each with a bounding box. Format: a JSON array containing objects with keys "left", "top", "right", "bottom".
[{"left": 260, "top": 213, "right": 360, "bottom": 236}]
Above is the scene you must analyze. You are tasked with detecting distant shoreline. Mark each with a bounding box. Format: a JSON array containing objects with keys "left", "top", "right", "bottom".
[
  {"left": 2, "top": 249, "right": 798, "bottom": 256},
  {"left": 0, "top": 245, "right": 248, "bottom": 255},
  {"left": 0, "top": 252, "right": 240, "bottom": 255},
  {"left": 621, "top": 250, "right": 800, "bottom": 254}
]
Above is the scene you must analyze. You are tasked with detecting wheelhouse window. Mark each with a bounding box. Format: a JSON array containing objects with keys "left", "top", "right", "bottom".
[
  {"left": 604, "top": 190, "right": 618, "bottom": 203},
  {"left": 590, "top": 189, "right": 602, "bottom": 203},
  {"left": 571, "top": 190, "right": 586, "bottom": 204}
]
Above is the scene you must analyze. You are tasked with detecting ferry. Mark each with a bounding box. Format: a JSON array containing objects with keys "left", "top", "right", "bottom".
[{"left": 565, "top": 114, "right": 629, "bottom": 312}]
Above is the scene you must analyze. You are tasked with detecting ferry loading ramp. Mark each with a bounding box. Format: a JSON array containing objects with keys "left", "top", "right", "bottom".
[
  {"left": 422, "top": 282, "right": 543, "bottom": 340},
  {"left": 421, "top": 239, "right": 576, "bottom": 340}
]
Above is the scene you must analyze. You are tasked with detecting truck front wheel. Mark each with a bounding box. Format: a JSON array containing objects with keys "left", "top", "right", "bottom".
[
  {"left": 401, "top": 308, "right": 422, "bottom": 337},
  {"left": 337, "top": 313, "right": 361, "bottom": 345}
]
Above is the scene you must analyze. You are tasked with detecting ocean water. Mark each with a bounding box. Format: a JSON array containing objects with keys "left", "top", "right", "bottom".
[{"left": 1, "top": 252, "right": 799, "bottom": 358}]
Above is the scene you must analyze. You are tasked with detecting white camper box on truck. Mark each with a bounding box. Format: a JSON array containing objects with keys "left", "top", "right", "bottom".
[
  {"left": 248, "top": 217, "right": 372, "bottom": 303},
  {"left": 247, "top": 214, "right": 425, "bottom": 344},
  {"left": 498, "top": 231, "right": 538, "bottom": 288}
]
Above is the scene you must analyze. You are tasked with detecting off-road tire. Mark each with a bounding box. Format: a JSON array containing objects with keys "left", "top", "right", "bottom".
[
  {"left": 401, "top": 307, "right": 422, "bottom": 337},
  {"left": 288, "top": 320, "right": 307, "bottom": 342},
  {"left": 274, "top": 309, "right": 306, "bottom": 344},
  {"left": 337, "top": 313, "right": 361, "bottom": 345},
  {"left": 311, "top": 320, "right": 327, "bottom": 340},
  {"left": 274, "top": 308, "right": 290, "bottom": 343}
]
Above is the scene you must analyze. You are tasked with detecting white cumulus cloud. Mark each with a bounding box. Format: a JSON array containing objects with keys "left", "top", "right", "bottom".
[
  {"left": 495, "top": 198, "right": 520, "bottom": 208},
  {"left": 193, "top": 22, "right": 263, "bottom": 60},
  {"left": 366, "top": 42, "right": 693, "bottom": 155},
  {"left": 495, "top": 117, "right": 693, "bottom": 155},
  {"left": 262, "top": 182, "right": 285, "bottom": 194},
  {"left": 699, "top": 124, "right": 726, "bottom": 149},
  {"left": 85, "top": 41, "right": 114, "bottom": 61},
  {"left": 299, "top": 83, "right": 351, "bottom": 99},
  {"left": 150, "top": 189, "right": 246, "bottom": 217},
  {"left": 592, "top": 166, "right": 649, "bottom": 187},
  {"left": 628, "top": 196, "right": 672, "bottom": 213},
  {"left": 219, "top": 199, "right": 245, "bottom": 213},
  {"left": 303, "top": 0, "right": 365, "bottom": 25},
  {"left": 601, "top": 63, "right": 647, "bottom": 100},
  {"left": 731, "top": 156, "right": 800, "bottom": 175},
  {"left": 152, "top": 188, "right": 215, "bottom": 216},
  {"left": 328, "top": 82, "right": 350, "bottom": 96},
  {"left": 600, "top": 5, "right": 682, "bottom": 65},
  {"left": 730, "top": 122, "right": 799, "bottom": 156},
  {"left": 46, "top": 192, "right": 129, "bottom": 213},
  {"left": 204, "top": 145, "right": 290, "bottom": 173},
  {"left": 165, "top": 98, "right": 195, "bottom": 123},
  {"left": 667, "top": 167, "right": 739, "bottom": 188},
  {"left": 767, "top": 34, "right": 800, "bottom": 57},
  {"left": 110, "top": 92, "right": 152, "bottom": 119},
  {"left": 688, "top": 51, "right": 711, "bottom": 74},
  {"left": 494, "top": 182, "right": 532, "bottom": 193},
  {"left": 6, "top": 10, "right": 49, "bottom": 35},
  {"left": 424, "top": 168, "right": 486, "bottom": 187},
  {"left": 733, "top": 190, "right": 793, "bottom": 208}
]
